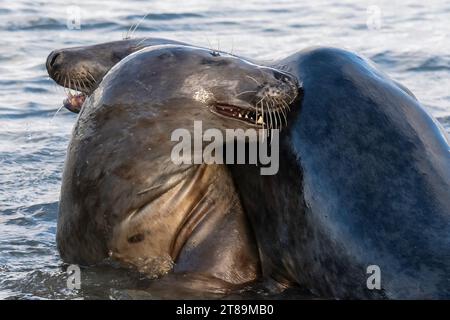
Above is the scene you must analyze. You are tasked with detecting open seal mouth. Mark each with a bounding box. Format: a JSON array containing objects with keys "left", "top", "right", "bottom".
[
  {"left": 212, "top": 103, "right": 264, "bottom": 126},
  {"left": 63, "top": 91, "right": 87, "bottom": 113},
  {"left": 50, "top": 71, "right": 97, "bottom": 114},
  {"left": 211, "top": 82, "right": 299, "bottom": 130}
]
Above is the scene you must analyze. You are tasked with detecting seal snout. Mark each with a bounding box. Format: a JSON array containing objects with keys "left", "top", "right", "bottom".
[
  {"left": 46, "top": 48, "right": 100, "bottom": 113},
  {"left": 248, "top": 68, "right": 298, "bottom": 129},
  {"left": 272, "top": 69, "right": 299, "bottom": 95},
  {"left": 46, "top": 50, "right": 62, "bottom": 74},
  {"left": 253, "top": 68, "right": 298, "bottom": 101},
  {"left": 208, "top": 66, "right": 298, "bottom": 130}
]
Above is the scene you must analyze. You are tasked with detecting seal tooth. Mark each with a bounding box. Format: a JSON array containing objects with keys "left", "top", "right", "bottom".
[{"left": 257, "top": 115, "right": 264, "bottom": 124}]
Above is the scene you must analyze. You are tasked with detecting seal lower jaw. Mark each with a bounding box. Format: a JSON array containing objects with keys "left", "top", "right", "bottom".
[{"left": 56, "top": 76, "right": 97, "bottom": 113}]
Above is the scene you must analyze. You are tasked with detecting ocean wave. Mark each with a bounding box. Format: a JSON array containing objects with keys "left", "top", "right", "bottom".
[{"left": 406, "top": 56, "right": 450, "bottom": 72}]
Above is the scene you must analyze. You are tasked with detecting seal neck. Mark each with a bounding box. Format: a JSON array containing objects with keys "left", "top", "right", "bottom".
[{"left": 170, "top": 164, "right": 260, "bottom": 285}]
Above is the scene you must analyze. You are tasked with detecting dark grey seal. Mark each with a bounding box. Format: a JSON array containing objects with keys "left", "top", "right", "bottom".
[
  {"left": 53, "top": 44, "right": 298, "bottom": 294},
  {"left": 229, "top": 47, "right": 450, "bottom": 299},
  {"left": 47, "top": 38, "right": 450, "bottom": 299}
]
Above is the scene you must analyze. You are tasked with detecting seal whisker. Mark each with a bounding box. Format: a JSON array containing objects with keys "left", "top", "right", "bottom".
[
  {"left": 86, "top": 77, "right": 94, "bottom": 90},
  {"left": 204, "top": 35, "right": 214, "bottom": 53},
  {"left": 80, "top": 78, "right": 88, "bottom": 92},
  {"left": 76, "top": 79, "right": 82, "bottom": 93},
  {"left": 264, "top": 100, "right": 273, "bottom": 130},
  {"left": 261, "top": 100, "right": 268, "bottom": 132},
  {"left": 256, "top": 100, "right": 266, "bottom": 128},
  {"left": 280, "top": 98, "right": 291, "bottom": 112},
  {"left": 257, "top": 67, "right": 268, "bottom": 83},
  {"left": 68, "top": 77, "right": 73, "bottom": 94},
  {"left": 274, "top": 97, "right": 287, "bottom": 127},
  {"left": 246, "top": 75, "right": 261, "bottom": 86},
  {"left": 270, "top": 99, "right": 277, "bottom": 129},
  {"left": 125, "top": 20, "right": 137, "bottom": 40},
  {"left": 66, "top": 77, "right": 71, "bottom": 95},
  {"left": 254, "top": 99, "right": 258, "bottom": 126},
  {"left": 256, "top": 96, "right": 265, "bottom": 106},
  {"left": 277, "top": 98, "right": 289, "bottom": 127},
  {"left": 277, "top": 101, "right": 284, "bottom": 130},
  {"left": 269, "top": 99, "right": 279, "bottom": 129},
  {"left": 130, "top": 13, "right": 150, "bottom": 39},
  {"left": 64, "top": 77, "right": 69, "bottom": 95},
  {"left": 73, "top": 78, "right": 79, "bottom": 93},
  {"left": 270, "top": 100, "right": 278, "bottom": 130},
  {"left": 71, "top": 78, "right": 75, "bottom": 93},
  {"left": 87, "top": 72, "right": 97, "bottom": 83},
  {"left": 84, "top": 75, "right": 95, "bottom": 88},
  {"left": 70, "top": 77, "right": 73, "bottom": 90},
  {"left": 260, "top": 99, "right": 267, "bottom": 129},
  {"left": 235, "top": 90, "right": 257, "bottom": 97},
  {"left": 81, "top": 78, "right": 89, "bottom": 93},
  {"left": 272, "top": 99, "right": 281, "bottom": 130},
  {"left": 265, "top": 100, "right": 272, "bottom": 130},
  {"left": 268, "top": 100, "right": 275, "bottom": 130},
  {"left": 286, "top": 91, "right": 296, "bottom": 104},
  {"left": 256, "top": 100, "right": 263, "bottom": 130}
]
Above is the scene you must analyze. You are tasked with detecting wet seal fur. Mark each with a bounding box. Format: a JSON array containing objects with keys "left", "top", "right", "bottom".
[
  {"left": 48, "top": 39, "right": 450, "bottom": 298},
  {"left": 230, "top": 47, "right": 450, "bottom": 299},
  {"left": 55, "top": 44, "right": 298, "bottom": 293}
]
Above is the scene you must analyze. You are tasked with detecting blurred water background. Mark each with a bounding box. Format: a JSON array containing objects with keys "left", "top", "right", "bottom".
[{"left": 0, "top": 0, "right": 449, "bottom": 299}]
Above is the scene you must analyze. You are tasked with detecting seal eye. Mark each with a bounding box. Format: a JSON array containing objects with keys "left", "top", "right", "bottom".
[
  {"left": 128, "top": 233, "right": 145, "bottom": 243},
  {"left": 210, "top": 51, "right": 220, "bottom": 57}
]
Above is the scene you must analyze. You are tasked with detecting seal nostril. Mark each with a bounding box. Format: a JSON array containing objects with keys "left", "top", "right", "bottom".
[
  {"left": 47, "top": 51, "right": 62, "bottom": 73},
  {"left": 49, "top": 52, "right": 59, "bottom": 68}
]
